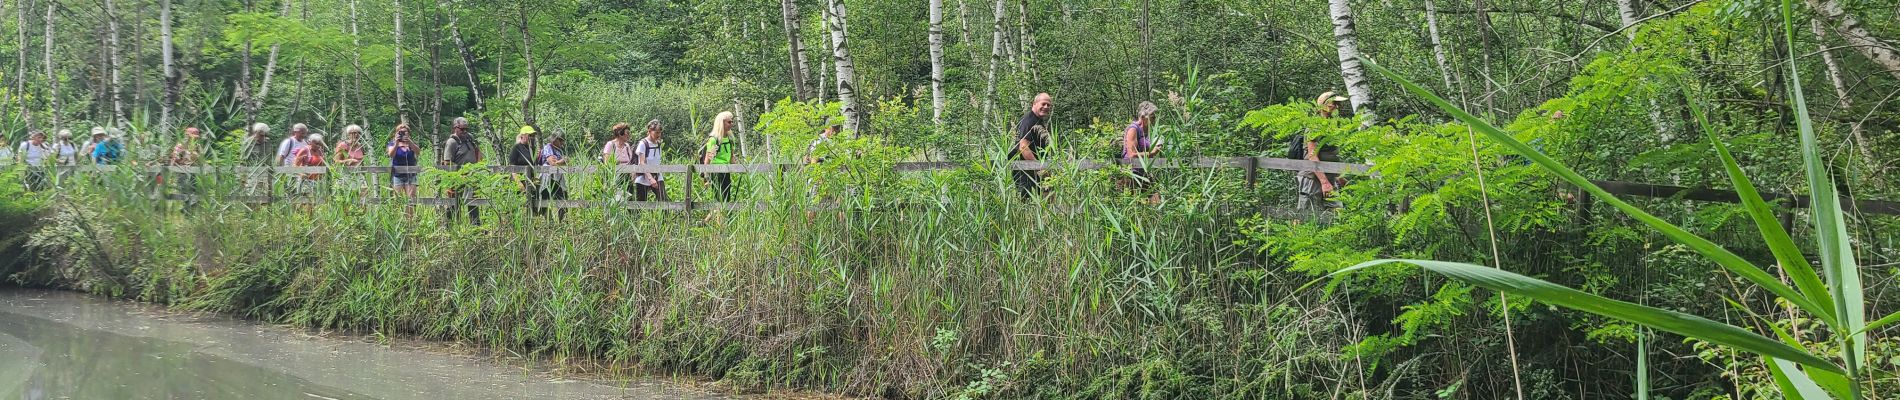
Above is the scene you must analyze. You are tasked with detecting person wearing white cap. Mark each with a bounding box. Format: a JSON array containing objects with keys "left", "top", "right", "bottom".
[
  {"left": 82, "top": 127, "right": 106, "bottom": 164},
  {"left": 276, "top": 123, "right": 310, "bottom": 166},
  {"left": 1292, "top": 91, "right": 1350, "bottom": 211}
]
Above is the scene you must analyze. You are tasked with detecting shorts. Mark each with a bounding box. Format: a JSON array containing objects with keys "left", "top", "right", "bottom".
[{"left": 392, "top": 173, "right": 419, "bottom": 186}]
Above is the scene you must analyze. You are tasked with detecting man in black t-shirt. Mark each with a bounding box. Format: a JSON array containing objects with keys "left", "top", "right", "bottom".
[{"left": 1012, "top": 93, "right": 1053, "bottom": 200}]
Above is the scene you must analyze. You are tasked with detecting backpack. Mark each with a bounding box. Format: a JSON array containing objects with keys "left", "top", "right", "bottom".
[{"left": 1285, "top": 133, "right": 1307, "bottom": 160}]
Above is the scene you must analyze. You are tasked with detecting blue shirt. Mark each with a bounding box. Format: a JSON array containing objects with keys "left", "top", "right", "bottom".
[{"left": 92, "top": 141, "right": 124, "bottom": 165}]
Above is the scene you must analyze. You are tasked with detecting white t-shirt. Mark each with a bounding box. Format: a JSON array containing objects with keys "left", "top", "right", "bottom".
[
  {"left": 277, "top": 137, "right": 307, "bottom": 166},
  {"left": 55, "top": 143, "right": 79, "bottom": 165},
  {"left": 19, "top": 142, "right": 53, "bottom": 166},
  {"left": 634, "top": 137, "right": 664, "bottom": 185}
]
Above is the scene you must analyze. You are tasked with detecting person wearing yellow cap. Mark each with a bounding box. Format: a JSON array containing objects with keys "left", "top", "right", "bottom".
[
  {"left": 1290, "top": 91, "right": 1350, "bottom": 212},
  {"left": 507, "top": 125, "right": 541, "bottom": 212}
]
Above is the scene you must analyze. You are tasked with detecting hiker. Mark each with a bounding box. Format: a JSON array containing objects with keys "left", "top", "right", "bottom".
[
  {"left": 92, "top": 134, "right": 125, "bottom": 165},
  {"left": 805, "top": 122, "right": 837, "bottom": 165},
  {"left": 52, "top": 130, "right": 79, "bottom": 185},
  {"left": 332, "top": 125, "right": 370, "bottom": 195},
  {"left": 538, "top": 134, "right": 570, "bottom": 220},
  {"left": 276, "top": 123, "right": 311, "bottom": 166},
  {"left": 168, "top": 128, "right": 205, "bottom": 198},
  {"left": 1012, "top": 93, "right": 1054, "bottom": 200},
  {"left": 1293, "top": 92, "right": 1349, "bottom": 211},
  {"left": 241, "top": 123, "right": 276, "bottom": 195},
  {"left": 602, "top": 123, "right": 637, "bottom": 199},
  {"left": 701, "top": 111, "right": 739, "bottom": 201},
  {"left": 1123, "top": 101, "right": 1161, "bottom": 203},
  {"left": 387, "top": 124, "right": 420, "bottom": 198},
  {"left": 508, "top": 126, "right": 540, "bottom": 208},
  {"left": 292, "top": 134, "right": 328, "bottom": 197},
  {"left": 635, "top": 119, "right": 667, "bottom": 202},
  {"left": 18, "top": 131, "right": 52, "bottom": 191},
  {"left": 83, "top": 127, "right": 106, "bottom": 164},
  {"left": 0, "top": 137, "right": 13, "bottom": 167},
  {"left": 440, "top": 117, "right": 484, "bottom": 225}
]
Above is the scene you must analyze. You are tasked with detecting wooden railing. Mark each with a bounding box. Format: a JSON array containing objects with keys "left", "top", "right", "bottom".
[{"left": 32, "top": 157, "right": 1900, "bottom": 216}]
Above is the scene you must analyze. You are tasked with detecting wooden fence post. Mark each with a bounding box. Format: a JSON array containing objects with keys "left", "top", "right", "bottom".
[
  {"left": 1244, "top": 157, "right": 1259, "bottom": 189},
  {"left": 683, "top": 164, "right": 695, "bottom": 211}
]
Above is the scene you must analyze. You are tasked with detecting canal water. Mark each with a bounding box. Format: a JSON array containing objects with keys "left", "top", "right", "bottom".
[{"left": 0, "top": 289, "right": 723, "bottom": 400}]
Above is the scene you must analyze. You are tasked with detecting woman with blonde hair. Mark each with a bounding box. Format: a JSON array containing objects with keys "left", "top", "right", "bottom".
[{"left": 699, "top": 111, "right": 739, "bottom": 201}]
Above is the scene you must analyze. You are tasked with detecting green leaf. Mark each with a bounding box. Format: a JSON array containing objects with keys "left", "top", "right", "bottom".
[
  {"left": 1768, "top": 358, "right": 1837, "bottom": 400},
  {"left": 1359, "top": 56, "right": 1837, "bottom": 323},
  {"left": 1859, "top": 310, "right": 1900, "bottom": 336},
  {"left": 1782, "top": 0, "right": 1865, "bottom": 369},
  {"left": 1684, "top": 88, "right": 1831, "bottom": 315},
  {"left": 1334, "top": 259, "right": 1842, "bottom": 373}
]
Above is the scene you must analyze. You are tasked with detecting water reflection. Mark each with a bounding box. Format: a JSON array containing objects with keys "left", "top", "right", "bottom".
[{"left": 0, "top": 310, "right": 374, "bottom": 400}]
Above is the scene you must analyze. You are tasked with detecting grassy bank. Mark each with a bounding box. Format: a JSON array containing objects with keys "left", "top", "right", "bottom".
[{"left": 2, "top": 163, "right": 1372, "bottom": 399}]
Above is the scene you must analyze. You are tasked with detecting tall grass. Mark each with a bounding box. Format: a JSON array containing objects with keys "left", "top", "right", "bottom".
[{"left": 8, "top": 143, "right": 1377, "bottom": 399}]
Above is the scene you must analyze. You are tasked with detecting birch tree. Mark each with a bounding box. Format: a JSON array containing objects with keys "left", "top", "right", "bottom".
[
  {"left": 13, "top": 0, "right": 29, "bottom": 127},
  {"left": 780, "top": 0, "right": 810, "bottom": 100},
  {"left": 1422, "top": 0, "right": 1456, "bottom": 95},
  {"left": 980, "top": 0, "right": 1004, "bottom": 132},
  {"left": 824, "top": 0, "right": 860, "bottom": 133},
  {"left": 928, "top": 0, "right": 944, "bottom": 124},
  {"left": 43, "top": 2, "right": 57, "bottom": 126},
  {"left": 447, "top": 6, "right": 492, "bottom": 136},
  {"left": 104, "top": 0, "right": 125, "bottom": 126},
  {"left": 1327, "top": 0, "right": 1375, "bottom": 122},
  {"left": 348, "top": 0, "right": 364, "bottom": 125},
  {"left": 394, "top": 0, "right": 406, "bottom": 120},
  {"left": 1805, "top": 0, "right": 1900, "bottom": 81},
  {"left": 1617, "top": 0, "right": 1669, "bottom": 138},
  {"left": 516, "top": 2, "right": 537, "bottom": 125},
  {"left": 161, "top": 0, "right": 178, "bottom": 131}
]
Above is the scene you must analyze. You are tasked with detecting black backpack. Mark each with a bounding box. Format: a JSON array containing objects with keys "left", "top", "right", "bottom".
[{"left": 1285, "top": 133, "right": 1307, "bottom": 160}]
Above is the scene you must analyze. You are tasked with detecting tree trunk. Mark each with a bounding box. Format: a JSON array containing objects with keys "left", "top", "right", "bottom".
[
  {"left": 430, "top": 0, "right": 443, "bottom": 137},
  {"left": 447, "top": 7, "right": 492, "bottom": 137},
  {"left": 1328, "top": 0, "right": 1377, "bottom": 122},
  {"left": 928, "top": 0, "right": 945, "bottom": 124},
  {"left": 1423, "top": 0, "right": 1458, "bottom": 95},
  {"left": 14, "top": 0, "right": 30, "bottom": 129},
  {"left": 824, "top": 0, "right": 861, "bottom": 134},
  {"left": 250, "top": 0, "right": 289, "bottom": 125},
  {"left": 44, "top": 2, "right": 58, "bottom": 126},
  {"left": 1615, "top": 0, "right": 1640, "bottom": 36},
  {"left": 980, "top": 0, "right": 1004, "bottom": 133},
  {"left": 161, "top": 0, "right": 179, "bottom": 131},
  {"left": 1138, "top": 0, "right": 1151, "bottom": 98},
  {"left": 1811, "top": 19, "right": 1874, "bottom": 164},
  {"left": 104, "top": 0, "right": 124, "bottom": 127},
  {"left": 780, "top": 0, "right": 809, "bottom": 100},
  {"left": 1805, "top": 0, "right": 1900, "bottom": 81},
  {"left": 1016, "top": 0, "right": 1035, "bottom": 85},
  {"left": 348, "top": 0, "right": 364, "bottom": 126},
  {"left": 817, "top": 12, "right": 830, "bottom": 101},
  {"left": 393, "top": 0, "right": 405, "bottom": 120},
  {"left": 515, "top": 2, "right": 537, "bottom": 125}
]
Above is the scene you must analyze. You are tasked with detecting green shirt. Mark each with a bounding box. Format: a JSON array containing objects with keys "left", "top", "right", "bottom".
[{"left": 704, "top": 137, "right": 736, "bottom": 165}]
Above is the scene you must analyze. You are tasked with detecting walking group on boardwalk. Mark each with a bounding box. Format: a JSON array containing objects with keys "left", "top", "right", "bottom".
[{"left": 5, "top": 90, "right": 1359, "bottom": 220}]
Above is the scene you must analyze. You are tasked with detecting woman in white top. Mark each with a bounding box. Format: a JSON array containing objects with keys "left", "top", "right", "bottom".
[
  {"left": 17, "top": 131, "right": 53, "bottom": 190},
  {"left": 634, "top": 119, "right": 667, "bottom": 201}
]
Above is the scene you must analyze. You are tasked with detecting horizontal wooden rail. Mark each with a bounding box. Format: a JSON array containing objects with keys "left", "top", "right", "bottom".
[{"left": 32, "top": 159, "right": 1900, "bottom": 216}]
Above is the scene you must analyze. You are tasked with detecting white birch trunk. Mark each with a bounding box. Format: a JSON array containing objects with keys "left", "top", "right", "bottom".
[
  {"left": 1423, "top": 0, "right": 1457, "bottom": 94},
  {"left": 516, "top": 2, "right": 536, "bottom": 125},
  {"left": 161, "top": 0, "right": 178, "bottom": 131},
  {"left": 1811, "top": 19, "right": 1874, "bottom": 163},
  {"left": 817, "top": 12, "right": 830, "bottom": 101},
  {"left": 824, "top": 0, "right": 861, "bottom": 133},
  {"left": 394, "top": 0, "right": 406, "bottom": 118},
  {"left": 251, "top": 0, "right": 289, "bottom": 123},
  {"left": 1328, "top": 0, "right": 1376, "bottom": 123},
  {"left": 928, "top": 0, "right": 945, "bottom": 124},
  {"left": 447, "top": 7, "right": 492, "bottom": 135},
  {"left": 349, "top": 0, "right": 363, "bottom": 125},
  {"left": 44, "top": 2, "right": 58, "bottom": 126},
  {"left": 1806, "top": 0, "right": 1900, "bottom": 81},
  {"left": 104, "top": 0, "right": 124, "bottom": 126},
  {"left": 980, "top": 0, "right": 1004, "bottom": 132},
  {"left": 780, "top": 0, "right": 809, "bottom": 100},
  {"left": 14, "top": 0, "right": 29, "bottom": 128}
]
